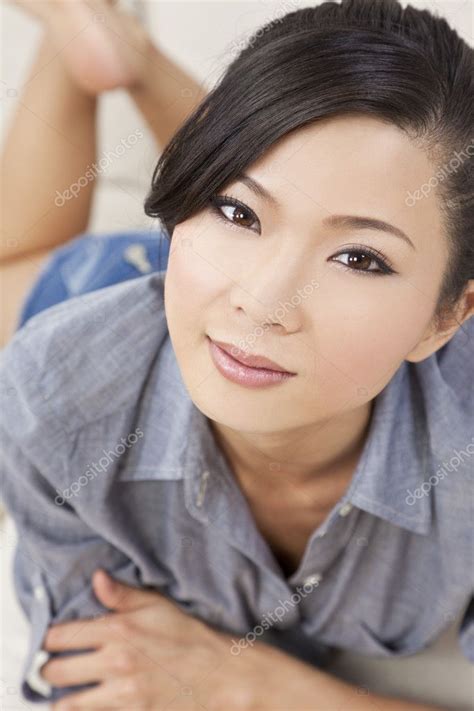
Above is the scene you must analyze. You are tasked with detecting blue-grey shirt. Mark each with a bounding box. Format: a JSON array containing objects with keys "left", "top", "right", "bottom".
[{"left": 1, "top": 258, "right": 473, "bottom": 704}]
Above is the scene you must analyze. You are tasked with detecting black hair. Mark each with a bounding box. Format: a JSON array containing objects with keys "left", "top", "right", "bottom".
[{"left": 143, "top": 0, "right": 473, "bottom": 329}]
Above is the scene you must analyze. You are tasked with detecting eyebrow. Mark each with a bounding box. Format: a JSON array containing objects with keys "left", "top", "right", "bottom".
[{"left": 236, "top": 173, "right": 416, "bottom": 250}]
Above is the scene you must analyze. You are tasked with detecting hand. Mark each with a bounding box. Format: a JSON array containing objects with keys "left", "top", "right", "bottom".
[
  {"left": 42, "top": 569, "right": 322, "bottom": 710},
  {"left": 43, "top": 568, "right": 224, "bottom": 710}
]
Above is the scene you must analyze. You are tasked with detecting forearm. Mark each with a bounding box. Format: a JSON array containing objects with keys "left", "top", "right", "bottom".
[
  {"left": 241, "top": 637, "right": 446, "bottom": 711},
  {"left": 127, "top": 41, "right": 208, "bottom": 151},
  {"left": 26, "top": 577, "right": 450, "bottom": 711},
  {"left": 1, "top": 33, "right": 97, "bottom": 263},
  {"left": 298, "top": 665, "right": 445, "bottom": 710}
]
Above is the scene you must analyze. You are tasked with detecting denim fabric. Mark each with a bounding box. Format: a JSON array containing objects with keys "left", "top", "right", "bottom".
[{"left": 17, "top": 229, "right": 170, "bottom": 329}]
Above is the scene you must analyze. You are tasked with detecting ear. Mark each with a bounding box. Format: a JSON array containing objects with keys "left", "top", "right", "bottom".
[{"left": 405, "top": 280, "right": 474, "bottom": 363}]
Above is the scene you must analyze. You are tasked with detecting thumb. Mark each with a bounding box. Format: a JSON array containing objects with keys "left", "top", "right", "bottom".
[{"left": 92, "top": 568, "right": 158, "bottom": 612}]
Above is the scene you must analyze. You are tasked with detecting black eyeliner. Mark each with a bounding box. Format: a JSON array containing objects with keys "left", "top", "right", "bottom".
[{"left": 208, "top": 195, "right": 396, "bottom": 276}]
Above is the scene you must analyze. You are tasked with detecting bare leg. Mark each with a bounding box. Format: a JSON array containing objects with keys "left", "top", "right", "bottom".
[
  {"left": 1, "top": 1, "right": 207, "bottom": 264},
  {"left": 0, "top": 2, "right": 208, "bottom": 345},
  {"left": 7, "top": 0, "right": 208, "bottom": 147},
  {"left": 1, "top": 34, "right": 98, "bottom": 263},
  {"left": 126, "top": 42, "right": 208, "bottom": 151}
]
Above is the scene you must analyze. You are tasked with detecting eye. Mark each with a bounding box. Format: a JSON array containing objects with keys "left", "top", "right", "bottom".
[
  {"left": 330, "top": 245, "right": 395, "bottom": 276},
  {"left": 209, "top": 194, "right": 260, "bottom": 233},
  {"left": 207, "top": 197, "right": 395, "bottom": 277}
]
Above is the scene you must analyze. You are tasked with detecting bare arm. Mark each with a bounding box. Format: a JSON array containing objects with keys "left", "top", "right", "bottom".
[
  {"left": 287, "top": 660, "right": 446, "bottom": 711},
  {"left": 35, "top": 574, "right": 448, "bottom": 711},
  {"left": 239, "top": 635, "right": 448, "bottom": 711}
]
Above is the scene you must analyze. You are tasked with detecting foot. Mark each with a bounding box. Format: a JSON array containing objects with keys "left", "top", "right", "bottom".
[{"left": 8, "top": 0, "right": 151, "bottom": 95}]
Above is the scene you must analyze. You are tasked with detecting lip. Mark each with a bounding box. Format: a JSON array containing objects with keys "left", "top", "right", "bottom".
[
  {"left": 208, "top": 338, "right": 293, "bottom": 373},
  {"left": 206, "top": 336, "right": 296, "bottom": 389}
]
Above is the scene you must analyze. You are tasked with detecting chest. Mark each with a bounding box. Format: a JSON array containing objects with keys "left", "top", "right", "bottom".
[
  {"left": 238, "top": 474, "right": 352, "bottom": 579},
  {"left": 112, "top": 477, "right": 469, "bottom": 666},
  {"left": 250, "top": 504, "right": 326, "bottom": 578},
  {"left": 235, "top": 453, "right": 362, "bottom": 577}
]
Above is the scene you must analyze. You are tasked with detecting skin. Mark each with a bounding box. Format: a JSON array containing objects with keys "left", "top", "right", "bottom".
[
  {"left": 164, "top": 113, "right": 474, "bottom": 523},
  {"left": 45, "top": 570, "right": 444, "bottom": 711},
  {"left": 4, "top": 4, "right": 472, "bottom": 706},
  {"left": 6, "top": 0, "right": 147, "bottom": 94},
  {"left": 0, "top": 0, "right": 206, "bottom": 344}
]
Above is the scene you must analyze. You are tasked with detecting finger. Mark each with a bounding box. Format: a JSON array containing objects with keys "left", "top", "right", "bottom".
[
  {"left": 92, "top": 569, "right": 165, "bottom": 612},
  {"left": 52, "top": 676, "right": 146, "bottom": 710},
  {"left": 41, "top": 648, "right": 108, "bottom": 687},
  {"left": 43, "top": 613, "right": 116, "bottom": 652}
]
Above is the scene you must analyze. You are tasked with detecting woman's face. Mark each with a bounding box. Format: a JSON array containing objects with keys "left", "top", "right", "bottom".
[{"left": 164, "top": 114, "right": 452, "bottom": 434}]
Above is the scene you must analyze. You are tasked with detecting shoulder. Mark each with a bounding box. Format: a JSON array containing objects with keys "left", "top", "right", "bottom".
[
  {"left": 412, "top": 315, "right": 473, "bottom": 465},
  {"left": 0, "top": 270, "right": 168, "bottom": 445},
  {"left": 436, "top": 314, "right": 474, "bottom": 404},
  {"left": 410, "top": 318, "right": 474, "bottom": 574},
  {"left": 377, "top": 318, "right": 474, "bottom": 552}
]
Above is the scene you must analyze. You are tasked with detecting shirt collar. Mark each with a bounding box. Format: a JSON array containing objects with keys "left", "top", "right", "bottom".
[
  {"left": 350, "top": 315, "right": 474, "bottom": 534},
  {"left": 344, "top": 316, "right": 472, "bottom": 534},
  {"left": 124, "top": 316, "right": 473, "bottom": 538},
  {"left": 345, "top": 363, "right": 433, "bottom": 535}
]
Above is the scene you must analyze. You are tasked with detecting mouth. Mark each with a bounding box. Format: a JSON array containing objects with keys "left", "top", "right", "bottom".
[
  {"left": 207, "top": 336, "right": 294, "bottom": 373},
  {"left": 206, "top": 336, "right": 296, "bottom": 389}
]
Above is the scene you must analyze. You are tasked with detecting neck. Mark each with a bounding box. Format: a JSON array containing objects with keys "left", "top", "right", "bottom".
[{"left": 208, "top": 399, "right": 375, "bottom": 492}]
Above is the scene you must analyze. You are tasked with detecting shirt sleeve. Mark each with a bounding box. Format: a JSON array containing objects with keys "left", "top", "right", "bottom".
[
  {"left": 0, "top": 333, "right": 137, "bottom": 704},
  {"left": 458, "top": 596, "right": 474, "bottom": 663}
]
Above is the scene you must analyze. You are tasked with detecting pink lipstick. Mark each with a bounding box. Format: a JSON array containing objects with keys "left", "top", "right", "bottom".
[{"left": 207, "top": 336, "right": 296, "bottom": 389}]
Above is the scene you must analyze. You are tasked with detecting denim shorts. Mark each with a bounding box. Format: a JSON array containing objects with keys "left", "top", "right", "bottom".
[{"left": 17, "top": 229, "right": 171, "bottom": 331}]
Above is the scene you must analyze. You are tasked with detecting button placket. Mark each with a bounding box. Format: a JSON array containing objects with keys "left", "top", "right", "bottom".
[{"left": 290, "top": 503, "right": 356, "bottom": 590}]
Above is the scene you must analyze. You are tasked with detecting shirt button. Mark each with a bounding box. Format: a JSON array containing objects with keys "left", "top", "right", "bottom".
[
  {"left": 26, "top": 649, "right": 52, "bottom": 697},
  {"left": 196, "top": 469, "right": 210, "bottom": 507},
  {"left": 302, "top": 573, "right": 323, "bottom": 587},
  {"left": 338, "top": 502, "right": 353, "bottom": 517},
  {"left": 315, "top": 529, "right": 326, "bottom": 538},
  {"left": 34, "top": 585, "right": 45, "bottom": 601}
]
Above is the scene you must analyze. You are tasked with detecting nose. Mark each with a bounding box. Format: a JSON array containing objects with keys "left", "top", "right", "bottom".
[{"left": 228, "top": 255, "right": 305, "bottom": 333}]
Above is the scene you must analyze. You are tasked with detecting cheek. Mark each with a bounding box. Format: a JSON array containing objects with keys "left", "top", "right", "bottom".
[
  {"left": 164, "top": 228, "right": 223, "bottom": 335},
  {"left": 312, "top": 278, "right": 436, "bottom": 389}
]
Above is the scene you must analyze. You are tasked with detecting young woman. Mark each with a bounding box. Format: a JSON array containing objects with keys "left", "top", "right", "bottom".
[{"left": 1, "top": 1, "right": 473, "bottom": 710}]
